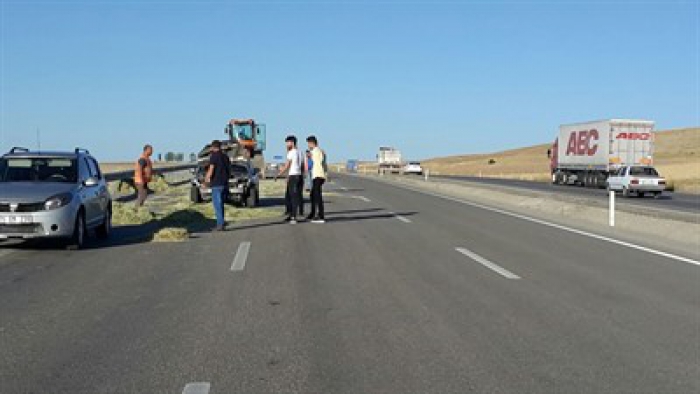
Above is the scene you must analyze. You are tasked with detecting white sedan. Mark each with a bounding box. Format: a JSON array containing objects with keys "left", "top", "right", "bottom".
[
  {"left": 403, "top": 162, "right": 424, "bottom": 175},
  {"left": 606, "top": 166, "right": 666, "bottom": 198}
]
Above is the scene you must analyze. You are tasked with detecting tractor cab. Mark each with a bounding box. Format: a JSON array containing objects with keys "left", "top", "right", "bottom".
[{"left": 225, "top": 119, "right": 267, "bottom": 157}]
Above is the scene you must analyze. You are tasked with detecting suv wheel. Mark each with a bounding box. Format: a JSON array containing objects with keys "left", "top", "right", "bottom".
[
  {"left": 247, "top": 187, "right": 259, "bottom": 208},
  {"left": 190, "top": 186, "right": 202, "bottom": 204},
  {"left": 66, "top": 212, "right": 86, "bottom": 250},
  {"left": 96, "top": 208, "right": 111, "bottom": 239}
]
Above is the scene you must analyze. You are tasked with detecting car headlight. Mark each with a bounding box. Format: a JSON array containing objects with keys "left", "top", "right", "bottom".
[{"left": 45, "top": 193, "right": 73, "bottom": 210}]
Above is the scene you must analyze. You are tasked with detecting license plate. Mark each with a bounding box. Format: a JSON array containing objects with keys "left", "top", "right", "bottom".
[
  {"left": 640, "top": 179, "right": 656, "bottom": 185},
  {"left": 0, "top": 215, "right": 33, "bottom": 224}
]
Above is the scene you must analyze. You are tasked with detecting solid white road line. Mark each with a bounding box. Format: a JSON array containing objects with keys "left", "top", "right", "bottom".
[
  {"left": 231, "top": 241, "right": 251, "bottom": 272},
  {"left": 456, "top": 247, "right": 521, "bottom": 280},
  {"left": 382, "top": 180, "right": 700, "bottom": 267},
  {"left": 182, "top": 382, "right": 211, "bottom": 394},
  {"left": 389, "top": 212, "right": 412, "bottom": 223},
  {"left": 354, "top": 196, "right": 371, "bottom": 202}
]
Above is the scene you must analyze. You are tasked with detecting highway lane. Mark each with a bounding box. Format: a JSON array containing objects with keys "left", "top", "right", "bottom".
[
  {"left": 0, "top": 176, "right": 698, "bottom": 393},
  {"left": 432, "top": 175, "right": 700, "bottom": 216}
]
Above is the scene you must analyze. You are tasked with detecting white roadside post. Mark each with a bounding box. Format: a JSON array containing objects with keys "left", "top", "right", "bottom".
[
  {"left": 425, "top": 169, "right": 430, "bottom": 182},
  {"left": 609, "top": 190, "right": 615, "bottom": 227}
]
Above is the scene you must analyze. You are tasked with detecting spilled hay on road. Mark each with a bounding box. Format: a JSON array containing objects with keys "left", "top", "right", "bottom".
[{"left": 111, "top": 179, "right": 284, "bottom": 242}]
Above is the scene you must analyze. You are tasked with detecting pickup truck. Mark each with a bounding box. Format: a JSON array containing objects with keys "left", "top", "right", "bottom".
[
  {"left": 606, "top": 165, "right": 666, "bottom": 198},
  {"left": 190, "top": 159, "right": 260, "bottom": 207}
]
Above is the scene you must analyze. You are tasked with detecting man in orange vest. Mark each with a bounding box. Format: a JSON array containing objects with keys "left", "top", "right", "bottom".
[{"left": 134, "top": 144, "right": 154, "bottom": 208}]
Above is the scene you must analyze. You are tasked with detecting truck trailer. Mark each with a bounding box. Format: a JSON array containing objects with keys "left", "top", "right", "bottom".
[
  {"left": 377, "top": 147, "right": 402, "bottom": 174},
  {"left": 549, "top": 119, "right": 655, "bottom": 188}
]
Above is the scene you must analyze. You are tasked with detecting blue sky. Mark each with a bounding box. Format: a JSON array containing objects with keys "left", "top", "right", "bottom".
[{"left": 0, "top": 0, "right": 697, "bottom": 162}]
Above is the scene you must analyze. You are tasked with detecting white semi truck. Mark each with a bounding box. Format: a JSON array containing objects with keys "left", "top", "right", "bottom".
[
  {"left": 377, "top": 147, "right": 402, "bottom": 174},
  {"left": 549, "top": 119, "right": 656, "bottom": 188}
]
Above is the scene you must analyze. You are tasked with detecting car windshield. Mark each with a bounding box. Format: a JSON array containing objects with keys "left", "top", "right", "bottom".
[
  {"left": 0, "top": 157, "right": 78, "bottom": 183},
  {"left": 629, "top": 167, "right": 659, "bottom": 177}
]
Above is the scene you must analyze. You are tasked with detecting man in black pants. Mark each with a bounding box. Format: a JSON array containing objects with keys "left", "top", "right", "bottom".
[
  {"left": 277, "top": 135, "right": 304, "bottom": 224},
  {"left": 306, "top": 135, "right": 327, "bottom": 223}
]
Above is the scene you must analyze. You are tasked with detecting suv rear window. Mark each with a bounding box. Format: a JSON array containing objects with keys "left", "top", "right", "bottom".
[{"left": 0, "top": 157, "right": 78, "bottom": 183}]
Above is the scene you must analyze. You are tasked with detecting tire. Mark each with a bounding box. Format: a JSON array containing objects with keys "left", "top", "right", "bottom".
[
  {"left": 556, "top": 172, "right": 565, "bottom": 185},
  {"left": 96, "top": 208, "right": 111, "bottom": 239},
  {"left": 66, "top": 212, "right": 86, "bottom": 250},
  {"left": 246, "top": 187, "right": 258, "bottom": 208},
  {"left": 190, "top": 186, "right": 202, "bottom": 204}
]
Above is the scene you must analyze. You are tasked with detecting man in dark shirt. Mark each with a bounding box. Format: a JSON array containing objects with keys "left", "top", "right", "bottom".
[{"left": 205, "top": 140, "right": 231, "bottom": 231}]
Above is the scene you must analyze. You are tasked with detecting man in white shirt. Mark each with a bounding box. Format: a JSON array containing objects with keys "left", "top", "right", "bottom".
[{"left": 277, "top": 135, "right": 304, "bottom": 224}]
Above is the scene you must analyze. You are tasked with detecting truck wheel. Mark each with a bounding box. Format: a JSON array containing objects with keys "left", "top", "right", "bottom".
[
  {"left": 247, "top": 188, "right": 258, "bottom": 208},
  {"left": 190, "top": 186, "right": 202, "bottom": 204},
  {"left": 66, "top": 212, "right": 86, "bottom": 250},
  {"left": 558, "top": 173, "right": 566, "bottom": 185}
]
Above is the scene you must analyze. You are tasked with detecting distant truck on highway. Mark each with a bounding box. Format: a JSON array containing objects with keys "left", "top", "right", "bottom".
[
  {"left": 346, "top": 159, "right": 359, "bottom": 173},
  {"left": 377, "top": 147, "right": 402, "bottom": 174},
  {"left": 548, "top": 119, "right": 659, "bottom": 188}
]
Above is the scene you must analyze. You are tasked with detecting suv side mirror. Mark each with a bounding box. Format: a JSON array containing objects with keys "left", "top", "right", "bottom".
[{"left": 84, "top": 177, "right": 99, "bottom": 187}]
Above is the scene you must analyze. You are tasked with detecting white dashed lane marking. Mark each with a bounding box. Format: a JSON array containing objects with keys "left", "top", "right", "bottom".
[
  {"left": 456, "top": 247, "right": 521, "bottom": 280},
  {"left": 230, "top": 242, "right": 251, "bottom": 272},
  {"left": 182, "top": 382, "right": 211, "bottom": 394}
]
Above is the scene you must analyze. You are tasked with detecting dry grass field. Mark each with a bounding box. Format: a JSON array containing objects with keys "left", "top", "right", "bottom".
[{"left": 423, "top": 128, "right": 700, "bottom": 193}]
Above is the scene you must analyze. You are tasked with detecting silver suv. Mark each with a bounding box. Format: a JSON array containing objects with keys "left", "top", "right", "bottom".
[{"left": 0, "top": 147, "right": 112, "bottom": 249}]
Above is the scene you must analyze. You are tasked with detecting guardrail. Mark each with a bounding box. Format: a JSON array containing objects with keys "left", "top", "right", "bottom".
[{"left": 103, "top": 164, "right": 196, "bottom": 182}]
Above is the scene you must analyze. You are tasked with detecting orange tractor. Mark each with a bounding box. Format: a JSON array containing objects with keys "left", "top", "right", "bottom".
[{"left": 224, "top": 119, "right": 267, "bottom": 159}]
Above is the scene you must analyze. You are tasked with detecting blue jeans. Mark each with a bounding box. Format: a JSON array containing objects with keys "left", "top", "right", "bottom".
[{"left": 211, "top": 186, "right": 226, "bottom": 227}]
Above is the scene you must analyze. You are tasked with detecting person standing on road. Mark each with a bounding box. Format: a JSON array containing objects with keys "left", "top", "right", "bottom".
[
  {"left": 305, "top": 149, "right": 313, "bottom": 192},
  {"left": 277, "top": 135, "right": 304, "bottom": 224},
  {"left": 205, "top": 140, "right": 231, "bottom": 231},
  {"left": 306, "top": 136, "right": 327, "bottom": 223},
  {"left": 134, "top": 144, "right": 154, "bottom": 208}
]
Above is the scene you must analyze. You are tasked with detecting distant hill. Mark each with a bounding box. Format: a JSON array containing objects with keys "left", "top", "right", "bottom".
[{"left": 423, "top": 128, "right": 700, "bottom": 193}]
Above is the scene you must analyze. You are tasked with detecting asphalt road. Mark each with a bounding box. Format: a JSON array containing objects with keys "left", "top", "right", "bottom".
[
  {"left": 433, "top": 175, "right": 700, "bottom": 216},
  {"left": 1, "top": 174, "right": 698, "bottom": 393}
]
